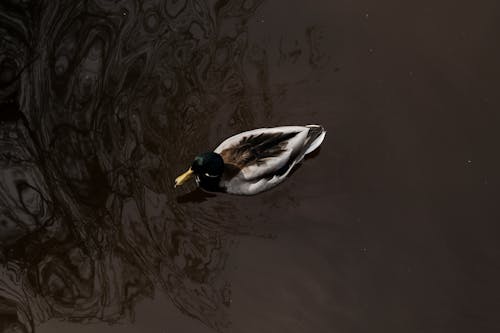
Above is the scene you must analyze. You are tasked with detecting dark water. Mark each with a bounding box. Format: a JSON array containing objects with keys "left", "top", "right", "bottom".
[{"left": 1, "top": 0, "right": 500, "bottom": 332}]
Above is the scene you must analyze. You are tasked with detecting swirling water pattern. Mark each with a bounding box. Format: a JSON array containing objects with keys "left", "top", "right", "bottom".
[
  {"left": 1, "top": 1, "right": 493, "bottom": 332},
  {"left": 0, "top": 0, "right": 272, "bottom": 331}
]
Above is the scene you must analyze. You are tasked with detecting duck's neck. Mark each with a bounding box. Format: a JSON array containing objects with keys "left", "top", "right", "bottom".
[{"left": 197, "top": 174, "right": 223, "bottom": 192}]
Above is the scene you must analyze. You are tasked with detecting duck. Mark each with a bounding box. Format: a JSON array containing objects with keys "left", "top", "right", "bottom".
[{"left": 174, "top": 125, "right": 326, "bottom": 195}]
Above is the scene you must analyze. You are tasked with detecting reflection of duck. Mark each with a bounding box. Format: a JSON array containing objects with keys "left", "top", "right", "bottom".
[{"left": 175, "top": 125, "right": 326, "bottom": 195}]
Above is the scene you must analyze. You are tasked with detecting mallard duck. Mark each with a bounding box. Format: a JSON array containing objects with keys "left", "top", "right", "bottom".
[{"left": 174, "top": 125, "right": 326, "bottom": 195}]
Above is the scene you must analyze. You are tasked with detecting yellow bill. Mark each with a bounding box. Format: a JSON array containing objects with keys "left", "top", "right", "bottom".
[{"left": 174, "top": 168, "right": 194, "bottom": 187}]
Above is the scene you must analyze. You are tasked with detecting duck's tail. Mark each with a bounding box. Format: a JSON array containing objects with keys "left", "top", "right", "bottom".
[{"left": 304, "top": 125, "right": 326, "bottom": 155}]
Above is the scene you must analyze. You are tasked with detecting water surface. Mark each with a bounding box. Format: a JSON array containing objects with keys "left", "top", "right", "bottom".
[{"left": 1, "top": 0, "right": 499, "bottom": 332}]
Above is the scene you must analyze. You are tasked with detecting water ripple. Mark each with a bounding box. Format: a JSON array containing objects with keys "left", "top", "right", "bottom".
[{"left": 0, "top": 0, "right": 269, "bottom": 331}]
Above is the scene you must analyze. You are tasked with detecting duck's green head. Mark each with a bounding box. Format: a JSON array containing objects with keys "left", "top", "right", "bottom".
[{"left": 174, "top": 152, "right": 224, "bottom": 187}]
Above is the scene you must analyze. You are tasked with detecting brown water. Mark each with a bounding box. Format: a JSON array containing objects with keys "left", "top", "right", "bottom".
[{"left": 1, "top": 0, "right": 500, "bottom": 332}]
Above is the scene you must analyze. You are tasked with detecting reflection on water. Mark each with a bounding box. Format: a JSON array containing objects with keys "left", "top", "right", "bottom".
[{"left": 0, "top": 0, "right": 274, "bottom": 331}]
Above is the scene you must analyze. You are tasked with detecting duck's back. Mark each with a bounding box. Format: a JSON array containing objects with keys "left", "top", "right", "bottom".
[{"left": 214, "top": 125, "right": 326, "bottom": 195}]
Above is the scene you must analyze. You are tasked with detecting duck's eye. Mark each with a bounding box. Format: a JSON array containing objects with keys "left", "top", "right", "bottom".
[{"left": 204, "top": 173, "right": 218, "bottom": 178}]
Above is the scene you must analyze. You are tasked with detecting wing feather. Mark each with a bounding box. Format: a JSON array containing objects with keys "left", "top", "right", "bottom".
[{"left": 214, "top": 126, "right": 309, "bottom": 180}]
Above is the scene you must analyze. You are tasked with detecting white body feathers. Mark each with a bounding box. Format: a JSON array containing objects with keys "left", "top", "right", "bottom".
[{"left": 214, "top": 125, "right": 326, "bottom": 195}]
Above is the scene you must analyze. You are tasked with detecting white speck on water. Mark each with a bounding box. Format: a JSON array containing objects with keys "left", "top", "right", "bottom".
[
  {"left": 466, "top": 159, "right": 472, "bottom": 164},
  {"left": 361, "top": 247, "right": 368, "bottom": 253}
]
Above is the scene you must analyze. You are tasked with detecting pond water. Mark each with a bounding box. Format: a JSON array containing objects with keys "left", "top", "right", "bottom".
[{"left": 0, "top": 0, "right": 499, "bottom": 332}]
